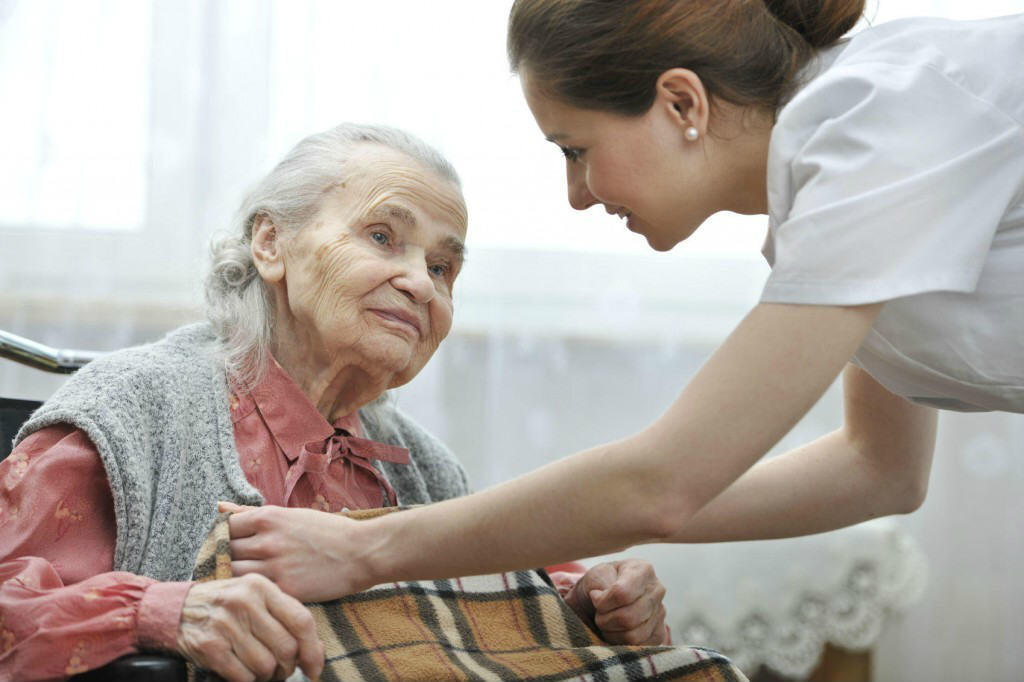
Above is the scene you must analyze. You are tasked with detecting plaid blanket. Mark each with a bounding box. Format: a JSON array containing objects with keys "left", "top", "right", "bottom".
[{"left": 189, "top": 509, "right": 748, "bottom": 682}]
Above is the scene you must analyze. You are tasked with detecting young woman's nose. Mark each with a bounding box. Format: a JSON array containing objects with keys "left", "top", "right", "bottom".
[{"left": 566, "top": 162, "right": 598, "bottom": 211}]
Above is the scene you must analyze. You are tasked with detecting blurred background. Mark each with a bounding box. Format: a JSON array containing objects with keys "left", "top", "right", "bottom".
[{"left": 1, "top": 1, "right": 1021, "bottom": 680}]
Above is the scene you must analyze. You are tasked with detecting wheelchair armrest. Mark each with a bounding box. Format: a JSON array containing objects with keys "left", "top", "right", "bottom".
[
  {"left": 0, "top": 329, "right": 101, "bottom": 374},
  {"left": 69, "top": 654, "right": 187, "bottom": 682}
]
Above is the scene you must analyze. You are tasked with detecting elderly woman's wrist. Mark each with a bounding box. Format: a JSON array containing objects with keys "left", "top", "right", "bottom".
[{"left": 137, "top": 580, "right": 194, "bottom": 652}]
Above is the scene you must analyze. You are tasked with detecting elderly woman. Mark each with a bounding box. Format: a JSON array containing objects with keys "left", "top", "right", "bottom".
[{"left": 0, "top": 123, "right": 668, "bottom": 682}]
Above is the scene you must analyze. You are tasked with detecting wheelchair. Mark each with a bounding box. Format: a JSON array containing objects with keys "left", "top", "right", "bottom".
[{"left": 0, "top": 329, "right": 187, "bottom": 681}]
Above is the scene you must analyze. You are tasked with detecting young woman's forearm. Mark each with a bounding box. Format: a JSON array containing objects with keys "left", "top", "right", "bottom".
[
  {"left": 348, "top": 303, "right": 884, "bottom": 590},
  {"left": 350, "top": 435, "right": 678, "bottom": 590},
  {"left": 666, "top": 432, "right": 915, "bottom": 542},
  {"left": 664, "top": 364, "right": 938, "bottom": 542}
]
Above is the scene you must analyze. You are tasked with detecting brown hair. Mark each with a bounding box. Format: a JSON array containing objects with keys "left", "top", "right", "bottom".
[{"left": 508, "top": 0, "right": 865, "bottom": 116}]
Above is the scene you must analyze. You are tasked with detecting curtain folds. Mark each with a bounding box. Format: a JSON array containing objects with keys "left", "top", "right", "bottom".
[{"left": 1, "top": 2, "right": 1021, "bottom": 680}]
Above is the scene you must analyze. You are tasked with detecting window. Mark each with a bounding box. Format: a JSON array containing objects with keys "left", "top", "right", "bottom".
[
  {"left": 0, "top": 0, "right": 1017, "bottom": 333},
  {"left": 0, "top": 0, "right": 151, "bottom": 231}
]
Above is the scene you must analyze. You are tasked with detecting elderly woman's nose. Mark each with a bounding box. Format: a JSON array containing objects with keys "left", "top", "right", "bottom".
[
  {"left": 392, "top": 257, "right": 436, "bottom": 303},
  {"left": 567, "top": 163, "right": 598, "bottom": 211}
]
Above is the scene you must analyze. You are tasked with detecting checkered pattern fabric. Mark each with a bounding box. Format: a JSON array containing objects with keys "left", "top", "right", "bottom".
[{"left": 189, "top": 509, "right": 748, "bottom": 682}]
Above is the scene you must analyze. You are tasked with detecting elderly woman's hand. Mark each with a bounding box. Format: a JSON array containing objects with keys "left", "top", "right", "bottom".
[
  {"left": 562, "top": 559, "right": 671, "bottom": 646},
  {"left": 222, "top": 503, "right": 368, "bottom": 603},
  {"left": 177, "top": 574, "right": 324, "bottom": 682}
]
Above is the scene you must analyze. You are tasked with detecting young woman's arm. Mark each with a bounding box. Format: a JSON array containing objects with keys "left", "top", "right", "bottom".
[
  {"left": 229, "top": 301, "right": 931, "bottom": 599},
  {"left": 666, "top": 363, "right": 937, "bottom": 542}
]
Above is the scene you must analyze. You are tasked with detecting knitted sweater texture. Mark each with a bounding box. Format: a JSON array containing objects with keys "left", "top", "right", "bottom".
[{"left": 16, "top": 323, "right": 468, "bottom": 581}]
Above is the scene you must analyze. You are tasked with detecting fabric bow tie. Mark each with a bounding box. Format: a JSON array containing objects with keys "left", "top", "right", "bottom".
[{"left": 283, "top": 427, "right": 410, "bottom": 508}]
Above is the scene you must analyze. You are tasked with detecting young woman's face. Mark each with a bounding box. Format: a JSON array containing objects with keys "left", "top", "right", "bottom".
[{"left": 522, "top": 72, "right": 720, "bottom": 251}]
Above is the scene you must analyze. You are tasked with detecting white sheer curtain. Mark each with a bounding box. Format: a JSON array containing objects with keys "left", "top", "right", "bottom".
[{"left": 1, "top": 1, "right": 1021, "bottom": 680}]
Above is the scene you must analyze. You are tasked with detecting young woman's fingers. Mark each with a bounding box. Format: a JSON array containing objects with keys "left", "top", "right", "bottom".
[
  {"left": 218, "top": 500, "right": 257, "bottom": 514},
  {"left": 230, "top": 535, "right": 273, "bottom": 561},
  {"left": 226, "top": 508, "right": 262, "bottom": 539},
  {"left": 225, "top": 505, "right": 288, "bottom": 541},
  {"left": 230, "top": 558, "right": 274, "bottom": 582}
]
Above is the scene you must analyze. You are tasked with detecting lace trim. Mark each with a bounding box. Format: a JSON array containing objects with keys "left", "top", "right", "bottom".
[{"left": 674, "top": 529, "right": 928, "bottom": 679}]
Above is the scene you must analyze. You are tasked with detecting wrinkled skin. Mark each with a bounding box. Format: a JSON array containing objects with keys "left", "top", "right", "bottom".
[
  {"left": 177, "top": 574, "right": 324, "bottom": 682},
  {"left": 176, "top": 145, "right": 468, "bottom": 679},
  {"left": 220, "top": 502, "right": 671, "bottom": 646},
  {"left": 251, "top": 144, "right": 468, "bottom": 421},
  {"left": 561, "top": 559, "right": 671, "bottom": 645}
]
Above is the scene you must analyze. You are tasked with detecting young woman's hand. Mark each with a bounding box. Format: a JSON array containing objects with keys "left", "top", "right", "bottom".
[{"left": 222, "top": 504, "right": 372, "bottom": 602}]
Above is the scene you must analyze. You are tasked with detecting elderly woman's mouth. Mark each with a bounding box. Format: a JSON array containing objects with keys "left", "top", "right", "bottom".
[{"left": 368, "top": 308, "right": 423, "bottom": 337}]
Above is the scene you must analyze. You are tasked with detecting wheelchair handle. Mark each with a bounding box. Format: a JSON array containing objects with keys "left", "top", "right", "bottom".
[{"left": 0, "top": 329, "right": 101, "bottom": 374}]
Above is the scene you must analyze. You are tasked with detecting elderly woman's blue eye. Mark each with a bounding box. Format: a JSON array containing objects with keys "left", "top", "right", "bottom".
[
  {"left": 429, "top": 264, "right": 449, "bottom": 277},
  {"left": 371, "top": 231, "right": 390, "bottom": 245}
]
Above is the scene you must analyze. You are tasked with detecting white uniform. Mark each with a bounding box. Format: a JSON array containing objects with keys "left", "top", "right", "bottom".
[{"left": 762, "top": 14, "right": 1024, "bottom": 413}]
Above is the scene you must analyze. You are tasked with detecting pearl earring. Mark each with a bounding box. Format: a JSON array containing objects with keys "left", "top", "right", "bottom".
[{"left": 684, "top": 125, "right": 700, "bottom": 142}]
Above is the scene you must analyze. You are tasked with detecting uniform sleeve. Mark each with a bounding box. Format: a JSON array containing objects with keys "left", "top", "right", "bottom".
[
  {"left": 762, "top": 60, "right": 1024, "bottom": 305},
  {"left": 0, "top": 425, "right": 190, "bottom": 680}
]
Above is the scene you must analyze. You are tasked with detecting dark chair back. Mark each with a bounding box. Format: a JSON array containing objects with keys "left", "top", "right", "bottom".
[{"left": 1, "top": 397, "right": 42, "bottom": 462}]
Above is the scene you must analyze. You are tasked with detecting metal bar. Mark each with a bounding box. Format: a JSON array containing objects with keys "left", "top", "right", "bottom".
[{"left": 0, "top": 330, "right": 101, "bottom": 374}]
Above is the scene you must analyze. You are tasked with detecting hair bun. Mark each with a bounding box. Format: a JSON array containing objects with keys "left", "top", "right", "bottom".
[{"left": 763, "top": 0, "right": 865, "bottom": 48}]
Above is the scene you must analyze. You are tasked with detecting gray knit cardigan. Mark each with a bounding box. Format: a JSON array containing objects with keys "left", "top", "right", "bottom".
[{"left": 15, "top": 323, "right": 469, "bottom": 582}]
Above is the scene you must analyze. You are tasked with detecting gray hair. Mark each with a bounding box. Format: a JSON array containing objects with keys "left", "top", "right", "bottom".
[{"left": 204, "top": 122, "right": 463, "bottom": 388}]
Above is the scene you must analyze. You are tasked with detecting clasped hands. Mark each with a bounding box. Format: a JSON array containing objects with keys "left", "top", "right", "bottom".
[{"left": 175, "top": 503, "right": 670, "bottom": 682}]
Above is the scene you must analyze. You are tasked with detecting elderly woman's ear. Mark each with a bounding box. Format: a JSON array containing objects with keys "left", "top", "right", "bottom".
[{"left": 251, "top": 215, "right": 286, "bottom": 284}]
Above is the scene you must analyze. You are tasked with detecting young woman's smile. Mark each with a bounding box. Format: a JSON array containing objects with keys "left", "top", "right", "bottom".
[
  {"left": 521, "top": 69, "right": 772, "bottom": 252},
  {"left": 521, "top": 73, "right": 708, "bottom": 250}
]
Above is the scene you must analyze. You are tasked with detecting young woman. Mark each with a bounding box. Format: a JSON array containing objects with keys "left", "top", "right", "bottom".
[{"left": 224, "top": 0, "right": 1023, "bottom": 602}]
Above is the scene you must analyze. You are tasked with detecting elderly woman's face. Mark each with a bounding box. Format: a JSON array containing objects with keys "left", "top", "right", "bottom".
[{"left": 264, "top": 145, "right": 467, "bottom": 388}]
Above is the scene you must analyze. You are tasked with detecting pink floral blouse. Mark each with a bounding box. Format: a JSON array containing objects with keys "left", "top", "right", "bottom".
[{"left": 0, "top": 359, "right": 409, "bottom": 680}]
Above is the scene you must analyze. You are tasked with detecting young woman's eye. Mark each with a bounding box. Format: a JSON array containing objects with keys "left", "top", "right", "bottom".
[{"left": 560, "top": 146, "right": 584, "bottom": 162}]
